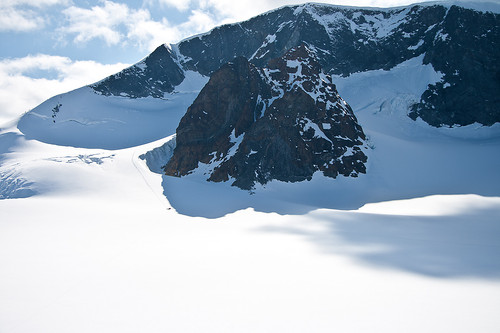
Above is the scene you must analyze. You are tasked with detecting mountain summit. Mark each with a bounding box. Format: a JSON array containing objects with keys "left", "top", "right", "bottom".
[{"left": 164, "top": 45, "right": 367, "bottom": 189}]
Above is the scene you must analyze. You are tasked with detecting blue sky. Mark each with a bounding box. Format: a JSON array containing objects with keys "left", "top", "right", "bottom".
[{"left": 0, "top": 0, "right": 497, "bottom": 124}]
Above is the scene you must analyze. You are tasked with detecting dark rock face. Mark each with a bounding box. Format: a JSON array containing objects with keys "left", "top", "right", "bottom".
[
  {"left": 410, "top": 6, "right": 500, "bottom": 126},
  {"left": 163, "top": 56, "right": 271, "bottom": 179},
  {"left": 164, "top": 45, "right": 367, "bottom": 189},
  {"left": 92, "top": 45, "right": 184, "bottom": 98},
  {"left": 175, "top": 3, "right": 499, "bottom": 127}
]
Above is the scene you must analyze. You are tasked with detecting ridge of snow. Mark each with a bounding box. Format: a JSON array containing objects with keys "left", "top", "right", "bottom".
[{"left": 17, "top": 71, "right": 208, "bottom": 150}]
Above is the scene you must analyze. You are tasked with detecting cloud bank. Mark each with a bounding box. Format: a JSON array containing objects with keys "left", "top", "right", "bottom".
[
  {"left": 0, "top": 0, "right": 69, "bottom": 32},
  {"left": 59, "top": 0, "right": 218, "bottom": 52},
  {"left": 0, "top": 54, "right": 128, "bottom": 125}
]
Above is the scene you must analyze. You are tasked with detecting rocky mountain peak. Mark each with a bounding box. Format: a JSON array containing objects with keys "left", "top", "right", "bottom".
[
  {"left": 91, "top": 44, "right": 184, "bottom": 98},
  {"left": 84, "top": 3, "right": 498, "bottom": 127},
  {"left": 172, "top": 3, "right": 499, "bottom": 127},
  {"left": 164, "top": 48, "right": 368, "bottom": 190}
]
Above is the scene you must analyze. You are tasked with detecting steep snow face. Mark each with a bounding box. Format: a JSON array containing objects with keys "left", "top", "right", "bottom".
[
  {"left": 331, "top": 54, "right": 444, "bottom": 129},
  {"left": 17, "top": 71, "right": 208, "bottom": 150},
  {"left": 139, "top": 135, "right": 176, "bottom": 174}
]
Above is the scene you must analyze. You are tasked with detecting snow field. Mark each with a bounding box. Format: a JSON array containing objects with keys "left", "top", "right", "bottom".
[
  {"left": 17, "top": 71, "right": 208, "bottom": 150},
  {"left": 1, "top": 118, "right": 500, "bottom": 332},
  {"left": 1, "top": 54, "right": 500, "bottom": 332}
]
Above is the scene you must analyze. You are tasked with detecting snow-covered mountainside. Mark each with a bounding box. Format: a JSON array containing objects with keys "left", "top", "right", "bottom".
[
  {"left": 17, "top": 69, "right": 208, "bottom": 149},
  {"left": 12, "top": 1, "right": 499, "bottom": 191},
  {"left": 17, "top": 2, "right": 500, "bottom": 151}
]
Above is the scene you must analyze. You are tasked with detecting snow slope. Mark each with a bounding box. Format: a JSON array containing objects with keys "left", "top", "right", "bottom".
[
  {"left": 17, "top": 71, "right": 208, "bottom": 149},
  {"left": 1, "top": 36, "right": 500, "bottom": 333},
  {"left": 1, "top": 122, "right": 500, "bottom": 332}
]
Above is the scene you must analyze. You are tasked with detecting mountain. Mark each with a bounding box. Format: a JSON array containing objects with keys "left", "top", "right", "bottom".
[
  {"left": 164, "top": 45, "right": 367, "bottom": 189},
  {"left": 15, "top": 2, "right": 500, "bottom": 187},
  {"left": 16, "top": 56, "right": 208, "bottom": 150},
  {"left": 172, "top": 3, "right": 499, "bottom": 127},
  {"left": 3, "top": 4, "right": 500, "bottom": 329},
  {"left": 19, "top": 3, "right": 499, "bottom": 145},
  {"left": 92, "top": 45, "right": 185, "bottom": 99},
  {"left": 88, "top": 2, "right": 499, "bottom": 127}
]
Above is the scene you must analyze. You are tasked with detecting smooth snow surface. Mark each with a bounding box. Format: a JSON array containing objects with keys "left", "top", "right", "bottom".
[
  {"left": 1, "top": 127, "right": 500, "bottom": 332},
  {"left": 17, "top": 71, "right": 208, "bottom": 149},
  {"left": 1, "top": 54, "right": 500, "bottom": 332}
]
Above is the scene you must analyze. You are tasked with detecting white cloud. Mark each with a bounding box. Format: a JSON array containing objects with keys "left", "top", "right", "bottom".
[
  {"left": 180, "top": 9, "right": 217, "bottom": 32},
  {"left": 61, "top": 1, "right": 178, "bottom": 49},
  {"left": 0, "top": 54, "right": 129, "bottom": 125},
  {"left": 129, "top": 7, "right": 219, "bottom": 48},
  {"left": 61, "top": 1, "right": 131, "bottom": 46},
  {"left": 0, "top": 0, "right": 69, "bottom": 32},
  {"left": 59, "top": 0, "right": 220, "bottom": 51},
  {"left": 0, "top": 7, "right": 45, "bottom": 32},
  {"left": 126, "top": 17, "right": 167, "bottom": 50},
  {"left": 0, "top": 0, "right": 69, "bottom": 7},
  {"left": 143, "top": 0, "right": 193, "bottom": 11}
]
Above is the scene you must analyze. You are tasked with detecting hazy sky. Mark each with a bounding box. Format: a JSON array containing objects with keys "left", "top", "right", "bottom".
[{"left": 0, "top": 0, "right": 497, "bottom": 123}]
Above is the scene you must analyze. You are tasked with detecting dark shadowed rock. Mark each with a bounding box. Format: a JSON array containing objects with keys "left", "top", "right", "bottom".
[
  {"left": 174, "top": 4, "right": 499, "bottom": 127},
  {"left": 163, "top": 56, "right": 271, "bottom": 178},
  {"left": 164, "top": 45, "right": 367, "bottom": 189},
  {"left": 92, "top": 45, "right": 185, "bottom": 98},
  {"left": 409, "top": 6, "right": 500, "bottom": 126}
]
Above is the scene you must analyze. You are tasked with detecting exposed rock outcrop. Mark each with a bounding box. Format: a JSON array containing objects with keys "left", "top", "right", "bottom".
[
  {"left": 164, "top": 45, "right": 367, "bottom": 189},
  {"left": 174, "top": 4, "right": 499, "bottom": 127},
  {"left": 92, "top": 44, "right": 185, "bottom": 98}
]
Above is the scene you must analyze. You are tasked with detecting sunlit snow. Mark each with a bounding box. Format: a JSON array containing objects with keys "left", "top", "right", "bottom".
[{"left": 1, "top": 40, "right": 500, "bottom": 333}]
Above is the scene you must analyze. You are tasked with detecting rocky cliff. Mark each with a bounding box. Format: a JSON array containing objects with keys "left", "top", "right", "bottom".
[
  {"left": 164, "top": 45, "right": 367, "bottom": 189},
  {"left": 172, "top": 3, "right": 499, "bottom": 127},
  {"left": 92, "top": 44, "right": 185, "bottom": 98},
  {"left": 89, "top": 3, "right": 498, "bottom": 127}
]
